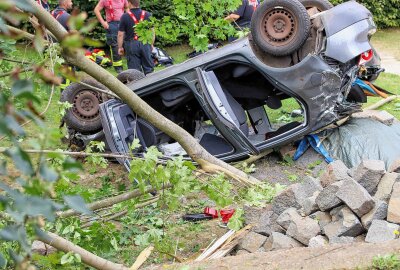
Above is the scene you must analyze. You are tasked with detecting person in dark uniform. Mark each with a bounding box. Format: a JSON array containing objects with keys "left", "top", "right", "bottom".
[
  {"left": 225, "top": 0, "right": 259, "bottom": 42},
  {"left": 94, "top": 0, "right": 128, "bottom": 73},
  {"left": 117, "top": 0, "right": 154, "bottom": 75},
  {"left": 51, "top": 0, "right": 73, "bottom": 31},
  {"left": 37, "top": 0, "right": 50, "bottom": 12}
]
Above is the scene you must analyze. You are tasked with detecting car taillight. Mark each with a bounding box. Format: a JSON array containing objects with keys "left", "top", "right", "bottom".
[{"left": 358, "top": 49, "right": 373, "bottom": 66}]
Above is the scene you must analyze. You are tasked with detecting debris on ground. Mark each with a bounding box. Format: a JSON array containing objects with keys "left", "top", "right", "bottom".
[{"left": 235, "top": 157, "right": 400, "bottom": 254}]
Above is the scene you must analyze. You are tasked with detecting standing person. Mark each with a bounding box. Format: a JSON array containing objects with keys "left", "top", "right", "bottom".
[
  {"left": 37, "top": 0, "right": 50, "bottom": 12},
  {"left": 52, "top": 0, "right": 73, "bottom": 31},
  {"left": 94, "top": 0, "right": 128, "bottom": 73},
  {"left": 225, "top": 0, "right": 259, "bottom": 42},
  {"left": 52, "top": 0, "right": 74, "bottom": 89},
  {"left": 117, "top": 0, "right": 154, "bottom": 75}
]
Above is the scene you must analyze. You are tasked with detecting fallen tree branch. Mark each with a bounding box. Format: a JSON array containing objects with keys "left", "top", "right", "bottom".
[
  {"left": 365, "top": 95, "right": 400, "bottom": 110},
  {"left": 57, "top": 185, "right": 170, "bottom": 218},
  {"left": 39, "top": 231, "right": 129, "bottom": 270},
  {"left": 79, "top": 81, "right": 119, "bottom": 99},
  {"left": 0, "top": 57, "right": 33, "bottom": 65},
  {"left": 0, "top": 66, "right": 35, "bottom": 78},
  {"left": 81, "top": 196, "right": 159, "bottom": 228},
  {"left": 6, "top": 25, "right": 35, "bottom": 41}
]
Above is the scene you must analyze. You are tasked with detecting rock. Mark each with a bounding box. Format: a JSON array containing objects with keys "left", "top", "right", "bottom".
[
  {"left": 316, "top": 181, "right": 344, "bottom": 211},
  {"left": 374, "top": 172, "right": 400, "bottom": 202},
  {"left": 361, "top": 199, "right": 388, "bottom": 229},
  {"left": 352, "top": 110, "right": 395, "bottom": 126},
  {"left": 387, "top": 182, "right": 400, "bottom": 224},
  {"left": 323, "top": 206, "right": 364, "bottom": 239},
  {"left": 238, "top": 232, "right": 268, "bottom": 253},
  {"left": 353, "top": 160, "right": 386, "bottom": 194},
  {"left": 319, "top": 160, "right": 352, "bottom": 187},
  {"left": 389, "top": 159, "right": 400, "bottom": 173},
  {"left": 309, "top": 211, "right": 332, "bottom": 231},
  {"left": 294, "top": 176, "right": 323, "bottom": 205},
  {"left": 32, "top": 240, "right": 56, "bottom": 255},
  {"left": 301, "top": 191, "right": 320, "bottom": 216},
  {"left": 365, "top": 220, "right": 400, "bottom": 243},
  {"left": 329, "top": 236, "right": 355, "bottom": 244},
  {"left": 335, "top": 179, "right": 375, "bottom": 218},
  {"left": 276, "top": 208, "right": 301, "bottom": 230},
  {"left": 286, "top": 216, "right": 320, "bottom": 245},
  {"left": 308, "top": 235, "right": 328, "bottom": 247},
  {"left": 253, "top": 210, "right": 285, "bottom": 236},
  {"left": 272, "top": 186, "right": 302, "bottom": 215},
  {"left": 264, "top": 232, "right": 304, "bottom": 251},
  {"left": 236, "top": 249, "right": 250, "bottom": 256},
  {"left": 355, "top": 234, "right": 366, "bottom": 242}
]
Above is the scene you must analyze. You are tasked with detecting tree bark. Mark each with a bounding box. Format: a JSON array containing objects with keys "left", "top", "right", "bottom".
[
  {"left": 26, "top": 0, "right": 261, "bottom": 186},
  {"left": 39, "top": 231, "right": 129, "bottom": 270}
]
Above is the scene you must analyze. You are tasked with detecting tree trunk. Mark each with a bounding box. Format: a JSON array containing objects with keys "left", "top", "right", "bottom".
[{"left": 27, "top": 0, "right": 261, "bottom": 186}]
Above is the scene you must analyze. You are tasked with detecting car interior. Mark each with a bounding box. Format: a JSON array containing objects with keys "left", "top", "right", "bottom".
[{"left": 104, "top": 63, "right": 305, "bottom": 158}]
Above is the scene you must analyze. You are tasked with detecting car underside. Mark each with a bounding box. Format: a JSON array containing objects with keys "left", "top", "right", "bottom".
[{"left": 60, "top": 0, "right": 383, "bottom": 170}]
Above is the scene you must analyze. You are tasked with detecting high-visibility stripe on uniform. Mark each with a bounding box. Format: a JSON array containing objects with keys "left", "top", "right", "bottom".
[
  {"left": 127, "top": 10, "right": 146, "bottom": 40},
  {"left": 51, "top": 10, "right": 65, "bottom": 20},
  {"left": 249, "top": 0, "right": 259, "bottom": 11},
  {"left": 112, "top": 60, "right": 123, "bottom": 67}
]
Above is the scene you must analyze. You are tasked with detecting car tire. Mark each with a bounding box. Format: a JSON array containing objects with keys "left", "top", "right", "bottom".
[
  {"left": 60, "top": 78, "right": 108, "bottom": 134},
  {"left": 251, "top": 0, "right": 311, "bottom": 56},
  {"left": 117, "top": 69, "right": 145, "bottom": 84},
  {"left": 298, "top": 0, "right": 333, "bottom": 11}
]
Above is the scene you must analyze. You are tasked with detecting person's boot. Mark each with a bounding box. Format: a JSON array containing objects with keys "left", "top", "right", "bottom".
[{"left": 114, "top": 66, "right": 123, "bottom": 74}]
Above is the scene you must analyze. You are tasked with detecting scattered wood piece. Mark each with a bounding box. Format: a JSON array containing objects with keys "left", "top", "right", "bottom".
[
  {"left": 129, "top": 246, "right": 154, "bottom": 270},
  {"left": 208, "top": 224, "right": 254, "bottom": 260},
  {"left": 195, "top": 230, "right": 235, "bottom": 261},
  {"left": 365, "top": 95, "right": 400, "bottom": 110}
]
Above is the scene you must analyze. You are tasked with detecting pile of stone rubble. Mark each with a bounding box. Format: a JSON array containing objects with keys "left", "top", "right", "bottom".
[{"left": 237, "top": 159, "right": 400, "bottom": 254}]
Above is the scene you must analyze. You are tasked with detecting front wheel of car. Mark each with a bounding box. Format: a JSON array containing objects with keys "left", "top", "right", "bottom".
[
  {"left": 117, "top": 69, "right": 145, "bottom": 85},
  {"left": 60, "top": 78, "right": 108, "bottom": 134},
  {"left": 250, "top": 0, "right": 311, "bottom": 56},
  {"left": 298, "top": 0, "right": 333, "bottom": 12}
]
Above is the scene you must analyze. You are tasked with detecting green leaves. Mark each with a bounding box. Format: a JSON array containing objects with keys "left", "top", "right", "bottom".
[
  {"left": 201, "top": 173, "right": 233, "bottom": 208},
  {"left": 5, "top": 147, "right": 34, "bottom": 176},
  {"left": 63, "top": 195, "right": 93, "bottom": 216},
  {"left": 39, "top": 162, "right": 59, "bottom": 182},
  {"left": 0, "top": 253, "right": 6, "bottom": 268},
  {"left": 227, "top": 208, "right": 244, "bottom": 231}
]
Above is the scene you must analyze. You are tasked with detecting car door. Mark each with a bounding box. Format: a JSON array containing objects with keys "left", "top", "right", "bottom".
[{"left": 196, "top": 68, "right": 260, "bottom": 155}]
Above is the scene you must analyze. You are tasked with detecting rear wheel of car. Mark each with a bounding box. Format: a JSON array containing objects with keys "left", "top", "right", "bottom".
[
  {"left": 117, "top": 69, "right": 145, "bottom": 84},
  {"left": 250, "top": 0, "right": 311, "bottom": 56},
  {"left": 298, "top": 0, "right": 333, "bottom": 11},
  {"left": 60, "top": 78, "right": 108, "bottom": 134}
]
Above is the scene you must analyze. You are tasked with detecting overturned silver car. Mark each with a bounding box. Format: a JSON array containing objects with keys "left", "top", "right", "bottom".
[{"left": 61, "top": 0, "right": 383, "bottom": 169}]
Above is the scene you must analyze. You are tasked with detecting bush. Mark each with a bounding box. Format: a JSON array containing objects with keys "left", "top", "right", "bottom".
[{"left": 330, "top": 0, "right": 400, "bottom": 28}]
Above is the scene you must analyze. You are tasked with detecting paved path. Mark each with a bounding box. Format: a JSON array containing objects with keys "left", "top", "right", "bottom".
[{"left": 379, "top": 51, "right": 400, "bottom": 75}]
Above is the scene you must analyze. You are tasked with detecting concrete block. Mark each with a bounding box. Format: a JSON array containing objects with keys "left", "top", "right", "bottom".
[
  {"left": 361, "top": 199, "right": 388, "bottom": 229},
  {"left": 253, "top": 210, "right": 285, "bottom": 236},
  {"left": 365, "top": 220, "right": 399, "bottom": 243},
  {"left": 308, "top": 235, "right": 329, "bottom": 248},
  {"left": 316, "top": 181, "right": 344, "bottom": 211},
  {"left": 310, "top": 211, "right": 332, "bottom": 231},
  {"left": 238, "top": 232, "right": 268, "bottom": 253},
  {"left": 336, "top": 179, "right": 375, "bottom": 218},
  {"left": 323, "top": 206, "right": 364, "bottom": 239},
  {"left": 319, "top": 160, "right": 352, "bottom": 187},
  {"left": 354, "top": 160, "right": 386, "bottom": 194},
  {"left": 329, "top": 236, "right": 355, "bottom": 244},
  {"left": 301, "top": 191, "right": 320, "bottom": 216},
  {"left": 374, "top": 172, "right": 400, "bottom": 202},
  {"left": 276, "top": 208, "right": 301, "bottom": 230},
  {"left": 293, "top": 176, "right": 323, "bottom": 207},
  {"left": 286, "top": 216, "right": 321, "bottom": 245},
  {"left": 387, "top": 182, "right": 400, "bottom": 224},
  {"left": 389, "top": 159, "right": 400, "bottom": 173},
  {"left": 272, "top": 185, "right": 302, "bottom": 215},
  {"left": 264, "top": 232, "right": 304, "bottom": 251}
]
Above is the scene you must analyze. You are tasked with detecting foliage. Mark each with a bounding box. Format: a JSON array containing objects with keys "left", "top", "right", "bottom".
[
  {"left": 330, "top": 0, "right": 400, "bottom": 28},
  {"left": 371, "top": 254, "right": 400, "bottom": 270}
]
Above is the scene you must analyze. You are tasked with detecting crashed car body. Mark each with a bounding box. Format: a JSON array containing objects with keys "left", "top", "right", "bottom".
[{"left": 62, "top": 1, "right": 382, "bottom": 170}]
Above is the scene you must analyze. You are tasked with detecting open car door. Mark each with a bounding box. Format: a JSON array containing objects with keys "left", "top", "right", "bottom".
[{"left": 196, "top": 68, "right": 260, "bottom": 155}]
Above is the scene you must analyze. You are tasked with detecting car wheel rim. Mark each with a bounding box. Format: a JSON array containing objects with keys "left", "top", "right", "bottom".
[
  {"left": 73, "top": 90, "right": 102, "bottom": 120},
  {"left": 262, "top": 7, "right": 297, "bottom": 46}
]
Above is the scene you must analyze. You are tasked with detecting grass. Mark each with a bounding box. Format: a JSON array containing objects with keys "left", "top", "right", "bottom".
[{"left": 372, "top": 28, "right": 400, "bottom": 61}]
